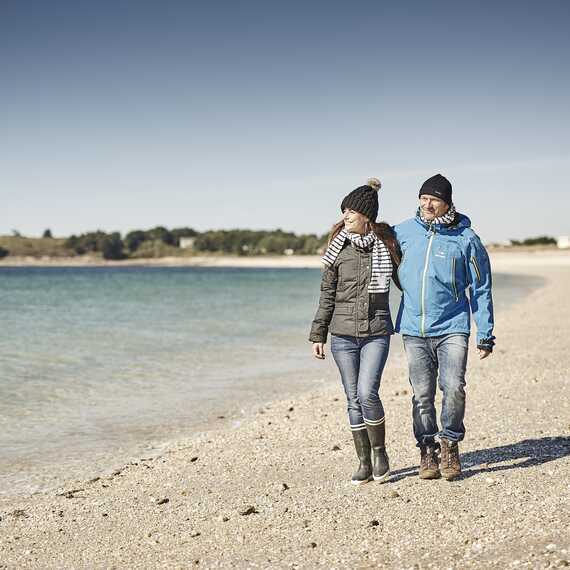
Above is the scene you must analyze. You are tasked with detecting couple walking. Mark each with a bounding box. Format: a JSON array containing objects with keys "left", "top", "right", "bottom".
[{"left": 309, "top": 174, "right": 495, "bottom": 483}]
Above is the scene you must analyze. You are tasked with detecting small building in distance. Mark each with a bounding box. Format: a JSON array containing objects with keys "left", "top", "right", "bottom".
[
  {"left": 179, "top": 237, "right": 196, "bottom": 249},
  {"left": 557, "top": 236, "right": 570, "bottom": 249}
]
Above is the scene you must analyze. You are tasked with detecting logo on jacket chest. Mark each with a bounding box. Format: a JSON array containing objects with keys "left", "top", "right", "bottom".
[{"left": 434, "top": 249, "right": 447, "bottom": 259}]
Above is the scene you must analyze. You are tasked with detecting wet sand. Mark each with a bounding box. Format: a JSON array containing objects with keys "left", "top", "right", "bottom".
[{"left": 0, "top": 256, "right": 569, "bottom": 568}]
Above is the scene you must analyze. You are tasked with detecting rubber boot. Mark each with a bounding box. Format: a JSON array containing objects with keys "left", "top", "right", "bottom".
[
  {"left": 350, "top": 429, "right": 373, "bottom": 485},
  {"left": 366, "top": 421, "right": 390, "bottom": 482}
]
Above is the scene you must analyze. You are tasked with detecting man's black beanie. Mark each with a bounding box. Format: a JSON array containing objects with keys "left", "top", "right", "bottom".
[
  {"left": 340, "top": 177, "right": 381, "bottom": 222},
  {"left": 418, "top": 174, "right": 453, "bottom": 206}
]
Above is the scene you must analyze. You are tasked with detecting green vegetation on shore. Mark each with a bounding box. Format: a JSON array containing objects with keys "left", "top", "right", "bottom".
[
  {"left": 0, "top": 236, "right": 70, "bottom": 258},
  {"left": 0, "top": 227, "right": 328, "bottom": 260},
  {"left": 508, "top": 236, "right": 556, "bottom": 246},
  {"left": 0, "top": 229, "right": 561, "bottom": 261}
]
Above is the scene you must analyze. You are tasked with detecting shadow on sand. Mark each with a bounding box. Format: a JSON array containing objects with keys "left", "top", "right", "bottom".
[{"left": 388, "top": 436, "right": 570, "bottom": 483}]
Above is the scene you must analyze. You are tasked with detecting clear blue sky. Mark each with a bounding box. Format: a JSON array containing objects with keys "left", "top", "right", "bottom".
[{"left": 1, "top": 0, "right": 569, "bottom": 242}]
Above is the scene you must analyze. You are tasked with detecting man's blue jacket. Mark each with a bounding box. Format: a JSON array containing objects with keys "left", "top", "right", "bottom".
[{"left": 394, "top": 213, "right": 495, "bottom": 347}]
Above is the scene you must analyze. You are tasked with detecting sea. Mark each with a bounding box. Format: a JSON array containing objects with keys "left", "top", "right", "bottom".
[{"left": 0, "top": 266, "right": 544, "bottom": 496}]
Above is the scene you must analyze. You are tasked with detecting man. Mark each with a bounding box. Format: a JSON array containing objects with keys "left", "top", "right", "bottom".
[{"left": 394, "top": 174, "right": 495, "bottom": 480}]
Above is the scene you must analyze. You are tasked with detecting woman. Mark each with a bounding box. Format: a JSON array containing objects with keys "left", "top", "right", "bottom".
[{"left": 309, "top": 178, "right": 401, "bottom": 485}]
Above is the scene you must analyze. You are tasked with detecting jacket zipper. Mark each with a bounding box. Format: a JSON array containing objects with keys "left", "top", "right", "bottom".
[
  {"left": 470, "top": 256, "right": 481, "bottom": 283},
  {"left": 420, "top": 229, "right": 435, "bottom": 336},
  {"left": 451, "top": 257, "right": 459, "bottom": 301},
  {"left": 355, "top": 252, "right": 361, "bottom": 337}
]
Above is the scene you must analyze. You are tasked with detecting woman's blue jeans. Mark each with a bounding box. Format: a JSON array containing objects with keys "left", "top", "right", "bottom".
[
  {"left": 330, "top": 334, "right": 391, "bottom": 431},
  {"left": 402, "top": 333, "right": 469, "bottom": 446}
]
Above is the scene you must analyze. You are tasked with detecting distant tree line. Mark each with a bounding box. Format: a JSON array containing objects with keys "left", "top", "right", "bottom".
[
  {"left": 509, "top": 236, "right": 557, "bottom": 246},
  {"left": 62, "top": 226, "right": 327, "bottom": 259},
  {"left": 65, "top": 227, "right": 199, "bottom": 260},
  {"left": 193, "top": 229, "right": 325, "bottom": 255},
  {"left": 123, "top": 226, "right": 198, "bottom": 253}
]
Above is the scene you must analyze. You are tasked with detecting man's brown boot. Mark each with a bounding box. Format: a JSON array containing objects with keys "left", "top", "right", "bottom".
[
  {"left": 440, "top": 438, "right": 461, "bottom": 480},
  {"left": 419, "top": 443, "right": 441, "bottom": 479}
]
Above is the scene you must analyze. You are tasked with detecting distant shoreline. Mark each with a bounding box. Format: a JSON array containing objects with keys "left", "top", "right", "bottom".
[
  {"left": 0, "top": 255, "right": 322, "bottom": 268},
  {"left": 1, "top": 249, "right": 570, "bottom": 269}
]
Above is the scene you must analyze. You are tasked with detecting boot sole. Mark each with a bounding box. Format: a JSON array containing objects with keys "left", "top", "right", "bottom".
[
  {"left": 441, "top": 471, "right": 461, "bottom": 481},
  {"left": 373, "top": 471, "right": 390, "bottom": 483},
  {"left": 419, "top": 471, "right": 441, "bottom": 480},
  {"left": 351, "top": 477, "right": 373, "bottom": 486}
]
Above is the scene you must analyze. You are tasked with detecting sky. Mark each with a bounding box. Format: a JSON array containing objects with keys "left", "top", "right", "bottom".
[{"left": 1, "top": 0, "right": 569, "bottom": 243}]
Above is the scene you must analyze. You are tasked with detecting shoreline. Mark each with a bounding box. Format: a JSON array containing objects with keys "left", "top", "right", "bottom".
[
  {"left": 1, "top": 261, "right": 569, "bottom": 568},
  {"left": 1, "top": 249, "right": 570, "bottom": 269}
]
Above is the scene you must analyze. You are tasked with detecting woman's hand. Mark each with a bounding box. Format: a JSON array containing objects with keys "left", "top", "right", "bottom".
[{"left": 312, "top": 342, "right": 326, "bottom": 360}]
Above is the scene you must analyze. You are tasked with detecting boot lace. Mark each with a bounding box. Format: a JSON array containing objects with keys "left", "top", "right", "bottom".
[
  {"left": 428, "top": 446, "right": 439, "bottom": 470},
  {"left": 421, "top": 445, "right": 439, "bottom": 470}
]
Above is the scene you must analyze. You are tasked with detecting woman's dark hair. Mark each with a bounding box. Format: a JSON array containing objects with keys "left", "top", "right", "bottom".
[{"left": 328, "top": 219, "right": 401, "bottom": 266}]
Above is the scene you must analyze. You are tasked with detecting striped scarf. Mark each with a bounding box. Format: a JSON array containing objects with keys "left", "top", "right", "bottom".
[
  {"left": 322, "top": 229, "right": 393, "bottom": 293},
  {"left": 418, "top": 204, "right": 457, "bottom": 226}
]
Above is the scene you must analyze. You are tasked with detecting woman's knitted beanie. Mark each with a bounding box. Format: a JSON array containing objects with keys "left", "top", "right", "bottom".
[{"left": 340, "top": 178, "right": 381, "bottom": 222}]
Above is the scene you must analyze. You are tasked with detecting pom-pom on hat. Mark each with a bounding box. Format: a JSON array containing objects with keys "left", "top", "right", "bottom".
[{"left": 340, "top": 177, "right": 381, "bottom": 222}]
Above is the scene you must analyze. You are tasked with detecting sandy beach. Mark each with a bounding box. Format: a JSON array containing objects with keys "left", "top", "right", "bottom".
[{"left": 1, "top": 254, "right": 569, "bottom": 569}]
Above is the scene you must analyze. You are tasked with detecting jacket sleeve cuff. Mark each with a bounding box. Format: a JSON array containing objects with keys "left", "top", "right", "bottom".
[
  {"left": 476, "top": 335, "right": 496, "bottom": 351},
  {"left": 308, "top": 331, "right": 328, "bottom": 343},
  {"left": 309, "top": 338, "right": 327, "bottom": 344}
]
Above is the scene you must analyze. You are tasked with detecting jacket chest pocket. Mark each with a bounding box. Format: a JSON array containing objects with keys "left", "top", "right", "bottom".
[
  {"left": 432, "top": 242, "right": 464, "bottom": 299},
  {"left": 337, "top": 257, "right": 359, "bottom": 289}
]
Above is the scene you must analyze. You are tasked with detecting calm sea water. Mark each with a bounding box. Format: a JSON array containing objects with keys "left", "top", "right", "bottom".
[{"left": 0, "top": 267, "right": 544, "bottom": 495}]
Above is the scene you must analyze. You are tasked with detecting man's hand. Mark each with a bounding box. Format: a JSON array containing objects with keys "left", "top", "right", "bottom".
[
  {"left": 478, "top": 348, "right": 492, "bottom": 360},
  {"left": 312, "top": 342, "right": 326, "bottom": 360}
]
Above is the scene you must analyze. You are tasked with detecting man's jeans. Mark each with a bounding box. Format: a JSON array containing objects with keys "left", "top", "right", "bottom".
[
  {"left": 331, "top": 334, "right": 391, "bottom": 430},
  {"left": 402, "top": 333, "right": 469, "bottom": 446}
]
